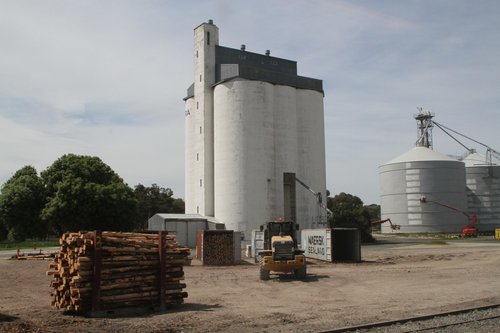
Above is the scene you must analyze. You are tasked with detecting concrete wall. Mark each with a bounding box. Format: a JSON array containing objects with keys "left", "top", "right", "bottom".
[
  {"left": 185, "top": 21, "right": 219, "bottom": 216},
  {"left": 296, "top": 89, "right": 327, "bottom": 227},
  {"left": 184, "top": 97, "right": 196, "bottom": 214},
  {"left": 213, "top": 79, "right": 326, "bottom": 239}
]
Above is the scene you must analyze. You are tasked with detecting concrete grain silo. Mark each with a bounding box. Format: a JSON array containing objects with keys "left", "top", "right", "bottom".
[
  {"left": 379, "top": 146, "right": 468, "bottom": 233},
  {"left": 184, "top": 20, "right": 326, "bottom": 239},
  {"left": 463, "top": 152, "right": 500, "bottom": 232}
]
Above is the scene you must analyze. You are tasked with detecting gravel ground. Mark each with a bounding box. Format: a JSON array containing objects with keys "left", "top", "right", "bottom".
[
  {"left": 1, "top": 236, "right": 499, "bottom": 332},
  {"left": 358, "top": 306, "right": 500, "bottom": 333}
]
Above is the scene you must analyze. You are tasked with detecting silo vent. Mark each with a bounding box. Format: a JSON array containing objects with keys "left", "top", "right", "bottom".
[
  {"left": 265, "top": 50, "right": 270, "bottom": 56},
  {"left": 208, "top": 19, "right": 214, "bottom": 25},
  {"left": 241, "top": 44, "right": 246, "bottom": 51}
]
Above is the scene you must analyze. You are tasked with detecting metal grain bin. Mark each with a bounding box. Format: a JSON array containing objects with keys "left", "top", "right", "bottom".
[
  {"left": 463, "top": 152, "right": 500, "bottom": 232},
  {"left": 379, "top": 147, "right": 468, "bottom": 233}
]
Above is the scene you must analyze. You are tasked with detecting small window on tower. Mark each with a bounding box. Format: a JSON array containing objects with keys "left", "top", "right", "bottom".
[
  {"left": 200, "top": 126, "right": 202, "bottom": 134},
  {"left": 196, "top": 102, "right": 199, "bottom": 109},
  {"left": 197, "top": 206, "right": 199, "bottom": 214},
  {"left": 207, "top": 32, "right": 210, "bottom": 45},
  {"left": 200, "top": 74, "right": 202, "bottom": 82},
  {"left": 196, "top": 50, "right": 198, "bottom": 58},
  {"left": 196, "top": 153, "right": 199, "bottom": 161},
  {"left": 200, "top": 179, "right": 203, "bottom": 187}
]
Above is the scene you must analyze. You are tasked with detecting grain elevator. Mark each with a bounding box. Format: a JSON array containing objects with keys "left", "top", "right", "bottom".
[
  {"left": 183, "top": 20, "right": 326, "bottom": 239},
  {"left": 379, "top": 111, "right": 468, "bottom": 233}
]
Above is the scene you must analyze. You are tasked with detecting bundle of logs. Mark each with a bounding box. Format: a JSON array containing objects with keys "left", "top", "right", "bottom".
[
  {"left": 47, "top": 231, "right": 190, "bottom": 313},
  {"left": 198, "top": 230, "right": 235, "bottom": 266}
]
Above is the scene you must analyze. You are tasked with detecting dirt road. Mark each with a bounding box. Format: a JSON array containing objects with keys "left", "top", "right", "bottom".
[{"left": 1, "top": 237, "right": 499, "bottom": 332}]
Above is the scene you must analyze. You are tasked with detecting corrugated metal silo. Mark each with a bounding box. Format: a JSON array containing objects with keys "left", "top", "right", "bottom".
[
  {"left": 379, "top": 146, "right": 468, "bottom": 233},
  {"left": 463, "top": 152, "right": 500, "bottom": 232}
]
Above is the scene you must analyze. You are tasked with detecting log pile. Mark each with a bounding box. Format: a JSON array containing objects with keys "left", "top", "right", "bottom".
[
  {"left": 47, "top": 231, "right": 190, "bottom": 313},
  {"left": 198, "top": 230, "right": 234, "bottom": 266}
]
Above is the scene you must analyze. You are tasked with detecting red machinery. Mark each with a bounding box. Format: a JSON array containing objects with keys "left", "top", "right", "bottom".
[
  {"left": 419, "top": 196, "right": 478, "bottom": 237},
  {"left": 371, "top": 218, "right": 401, "bottom": 231}
]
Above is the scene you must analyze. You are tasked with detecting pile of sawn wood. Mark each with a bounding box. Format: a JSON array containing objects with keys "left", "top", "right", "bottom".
[{"left": 47, "top": 231, "right": 190, "bottom": 313}]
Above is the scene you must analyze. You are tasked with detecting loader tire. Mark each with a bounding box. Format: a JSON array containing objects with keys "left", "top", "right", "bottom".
[
  {"left": 294, "top": 264, "right": 307, "bottom": 279},
  {"left": 259, "top": 259, "right": 270, "bottom": 281}
]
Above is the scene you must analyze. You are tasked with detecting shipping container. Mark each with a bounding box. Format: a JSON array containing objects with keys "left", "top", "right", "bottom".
[
  {"left": 300, "top": 228, "right": 361, "bottom": 262},
  {"left": 300, "top": 228, "right": 332, "bottom": 261}
]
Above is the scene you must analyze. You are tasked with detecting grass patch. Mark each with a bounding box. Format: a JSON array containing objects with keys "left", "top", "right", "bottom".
[
  {"left": 428, "top": 240, "right": 448, "bottom": 245},
  {"left": 0, "top": 239, "right": 59, "bottom": 250},
  {"left": 373, "top": 232, "right": 458, "bottom": 240}
]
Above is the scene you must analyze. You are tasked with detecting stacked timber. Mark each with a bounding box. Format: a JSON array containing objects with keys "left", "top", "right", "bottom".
[
  {"left": 198, "top": 230, "right": 234, "bottom": 266},
  {"left": 47, "top": 231, "right": 190, "bottom": 313}
]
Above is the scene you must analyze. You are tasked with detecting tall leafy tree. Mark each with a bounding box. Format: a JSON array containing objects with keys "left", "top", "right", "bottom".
[
  {"left": 0, "top": 222, "right": 7, "bottom": 241},
  {"left": 171, "top": 197, "right": 185, "bottom": 214},
  {"left": 327, "top": 192, "right": 374, "bottom": 242},
  {"left": 328, "top": 192, "right": 365, "bottom": 227},
  {"left": 41, "top": 154, "right": 137, "bottom": 234},
  {"left": 0, "top": 166, "right": 45, "bottom": 241},
  {"left": 364, "top": 204, "right": 381, "bottom": 221},
  {"left": 133, "top": 184, "right": 185, "bottom": 230},
  {"left": 364, "top": 204, "right": 381, "bottom": 230}
]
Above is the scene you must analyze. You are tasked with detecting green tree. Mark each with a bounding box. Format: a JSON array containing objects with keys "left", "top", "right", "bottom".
[
  {"left": 0, "top": 166, "right": 46, "bottom": 241},
  {"left": 364, "top": 204, "right": 381, "bottom": 221},
  {"left": 133, "top": 184, "right": 185, "bottom": 230},
  {"left": 327, "top": 192, "right": 375, "bottom": 242},
  {"left": 171, "top": 197, "right": 185, "bottom": 214},
  {"left": 41, "top": 154, "right": 137, "bottom": 234},
  {"left": 328, "top": 192, "right": 365, "bottom": 227},
  {"left": 0, "top": 222, "right": 7, "bottom": 241},
  {"left": 364, "top": 204, "right": 381, "bottom": 231}
]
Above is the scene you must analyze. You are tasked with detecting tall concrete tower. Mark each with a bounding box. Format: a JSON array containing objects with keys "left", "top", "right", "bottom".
[
  {"left": 184, "top": 20, "right": 218, "bottom": 216},
  {"left": 184, "top": 20, "right": 326, "bottom": 239}
]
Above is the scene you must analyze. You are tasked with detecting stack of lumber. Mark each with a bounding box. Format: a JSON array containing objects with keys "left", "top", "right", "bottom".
[
  {"left": 199, "top": 230, "right": 234, "bottom": 266},
  {"left": 47, "top": 231, "right": 190, "bottom": 313}
]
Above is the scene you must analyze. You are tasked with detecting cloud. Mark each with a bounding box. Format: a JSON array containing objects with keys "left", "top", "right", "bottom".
[
  {"left": 0, "top": 109, "right": 185, "bottom": 194},
  {"left": 0, "top": 1, "right": 189, "bottom": 194},
  {"left": 0, "top": 1, "right": 192, "bottom": 112},
  {"left": 1, "top": 0, "right": 500, "bottom": 206},
  {"left": 0, "top": 115, "right": 84, "bottom": 179}
]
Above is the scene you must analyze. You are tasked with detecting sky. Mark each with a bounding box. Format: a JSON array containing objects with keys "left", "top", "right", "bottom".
[{"left": 1, "top": 0, "right": 499, "bottom": 205}]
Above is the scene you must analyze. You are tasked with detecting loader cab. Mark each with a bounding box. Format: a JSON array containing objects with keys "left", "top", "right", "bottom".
[{"left": 260, "top": 221, "right": 299, "bottom": 250}]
